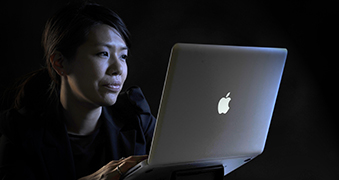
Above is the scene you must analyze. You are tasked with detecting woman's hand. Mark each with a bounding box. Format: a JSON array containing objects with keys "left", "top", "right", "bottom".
[{"left": 79, "top": 155, "right": 148, "bottom": 180}]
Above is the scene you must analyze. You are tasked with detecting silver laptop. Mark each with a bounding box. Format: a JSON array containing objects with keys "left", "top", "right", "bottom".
[{"left": 122, "top": 43, "right": 287, "bottom": 179}]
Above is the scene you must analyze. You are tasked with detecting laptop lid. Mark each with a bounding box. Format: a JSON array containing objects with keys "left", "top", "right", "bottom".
[{"left": 148, "top": 43, "right": 287, "bottom": 171}]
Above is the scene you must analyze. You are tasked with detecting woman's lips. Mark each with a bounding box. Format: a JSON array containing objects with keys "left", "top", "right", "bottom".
[{"left": 103, "top": 82, "right": 121, "bottom": 92}]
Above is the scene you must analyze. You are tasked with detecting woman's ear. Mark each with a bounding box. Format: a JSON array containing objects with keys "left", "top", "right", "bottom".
[{"left": 50, "top": 51, "right": 66, "bottom": 76}]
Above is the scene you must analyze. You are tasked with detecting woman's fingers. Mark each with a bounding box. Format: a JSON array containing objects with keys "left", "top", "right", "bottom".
[
  {"left": 83, "top": 155, "right": 149, "bottom": 180},
  {"left": 115, "top": 161, "right": 138, "bottom": 175},
  {"left": 114, "top": 155, "right": 148, "bottom": 175},
  {"left": 120, "top": 155, "right": 148, "bottom": 164}
]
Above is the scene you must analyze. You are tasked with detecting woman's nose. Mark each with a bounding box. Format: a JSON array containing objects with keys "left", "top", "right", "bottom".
[{"left": 108, "top": 55, "right": 123, "bottom": 76}]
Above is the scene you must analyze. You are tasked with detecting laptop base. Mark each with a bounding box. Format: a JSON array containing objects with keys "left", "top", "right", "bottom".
[{"left": 121, "top": 162, "right": 225, "bottom": 180}]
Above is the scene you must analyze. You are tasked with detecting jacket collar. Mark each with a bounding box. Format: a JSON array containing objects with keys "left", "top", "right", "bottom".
[{"left": 101, "top": 106, "right": 138, "bottom": 159}]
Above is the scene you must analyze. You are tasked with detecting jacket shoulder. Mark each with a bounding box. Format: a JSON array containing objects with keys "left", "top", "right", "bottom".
[
  {"left": 114, "top": 86, "right": 152, "bottom": 115},
  {"left": 111, "top": 86, "right": 156, "bottom": 131}
]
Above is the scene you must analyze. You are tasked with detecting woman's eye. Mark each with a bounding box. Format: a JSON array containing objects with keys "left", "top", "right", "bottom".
[
  {"left": 121, "top": 54, "right": 128, "bottom": 61},
  {"left": 97, "top": 52, "right": 109, "bottom": 57}
]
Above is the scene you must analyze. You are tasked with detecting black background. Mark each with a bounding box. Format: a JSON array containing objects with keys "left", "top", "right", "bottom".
[{"left": 1, "top": 0, "right": 338, "bottom": 179}]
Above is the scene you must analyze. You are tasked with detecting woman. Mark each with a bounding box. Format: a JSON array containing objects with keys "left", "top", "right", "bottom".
[{"left": 0, "top": 2, "right": 156, "bottom": 180}]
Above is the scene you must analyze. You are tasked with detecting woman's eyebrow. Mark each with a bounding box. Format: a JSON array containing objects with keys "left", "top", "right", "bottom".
[
  {"left": 120, "top": 46, "right": 128, "bottom": 51},
  {"left": 96, "top": 43, "right": 128, "bottom": 51}
]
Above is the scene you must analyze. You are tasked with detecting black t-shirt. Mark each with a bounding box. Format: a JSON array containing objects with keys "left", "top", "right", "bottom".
[{"left": 68, "top": 123, "right": 107, "bottom": 179}]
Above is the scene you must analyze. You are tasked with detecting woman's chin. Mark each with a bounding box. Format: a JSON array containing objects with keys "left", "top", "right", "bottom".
[{"left": 100, "top": 94, "right": 119, "bottom": 106}]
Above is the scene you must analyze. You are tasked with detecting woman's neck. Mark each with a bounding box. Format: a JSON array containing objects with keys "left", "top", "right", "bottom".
[{"left": 60, "top": 86, "right": 102, "bottom": 136}]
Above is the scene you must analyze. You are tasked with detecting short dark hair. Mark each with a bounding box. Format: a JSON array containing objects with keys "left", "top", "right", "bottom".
[{"left": 42, "top": 1, "right": 131, "bottom": 90}]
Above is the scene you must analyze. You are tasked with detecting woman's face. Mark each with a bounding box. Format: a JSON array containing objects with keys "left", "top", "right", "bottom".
[{"left": 64, "top": 24, "right": 128, "bottom": 107}]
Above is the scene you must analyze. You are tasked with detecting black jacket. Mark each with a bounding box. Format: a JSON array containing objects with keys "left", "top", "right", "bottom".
[{"left": 0, "top": 86, "right": 156, "bottom": 179}]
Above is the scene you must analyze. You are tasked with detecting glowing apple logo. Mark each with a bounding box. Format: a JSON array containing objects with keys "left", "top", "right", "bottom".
[{"left": 218, "top": 92, "right": 231, "bottom": 114}]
